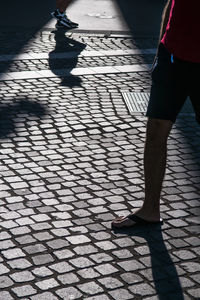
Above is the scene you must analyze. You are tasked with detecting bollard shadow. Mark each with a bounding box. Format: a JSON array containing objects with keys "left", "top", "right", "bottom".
[
  {"left": 49, "top": 29, "right": 86, "bottom": 87},
  {"left": 113, "top": 224, "right": 184, "bottom": 299},
  {"left": 0, "top": 99, "right": 46, "bottom": 138}
]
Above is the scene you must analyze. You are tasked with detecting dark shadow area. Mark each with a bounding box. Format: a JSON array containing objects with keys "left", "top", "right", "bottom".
[
  {"left": 0, "top": 0, "right": 55, "bottom": 76},
  {"left": 113, "top": 0, "right": 166, "bottom": 67},
  {"left": 113, "top": 225, "right": 184, "bottom": 299},
  {"left": 49, "top": 29, "right": 86, "bottom": 87},
  {"left": 0, "top": 99, "right": 46, "bottom": 138},
  {"left": 115, "top": 0, "right": 166, "bottom": 37}
]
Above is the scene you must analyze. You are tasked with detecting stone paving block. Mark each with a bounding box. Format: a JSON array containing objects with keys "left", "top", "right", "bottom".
[
  {"left": 36, "top": 278, "right": 60, "bottom": 290},
  {"left": 0, "top": 276, "right": 14, "bottom": 288},
  {"left": 0, "top": 239, "right": 15, "bottom": 250},
  {"left": 66, "top": 235, "right": 91, "bottom": 245},
  {"left": 70, "top": 257, "right": 94, "bottom": 269},
  {"left": 84, "top": 295, "right": 110, "bottom": 300},
  {"left": 7, "top": 258, "right": 32, "bottom": 270},
  {"left": 120, "top": 272, "right": 143, "bottom": 284},
  {"left": 108, "top": 288, "right": 133, "bottom": 300},
  {"left": 23, "top": 244, "right": 47, "bottom": 254},
  {"left": 10, "top": 271, "right": 35, "bottom": 282},
  {"left": 78, "top": 281, "right": 103, "bottom": 295},
  {"left": 49, "top": 262, "right": 74, "bottom": 273},
  {"left": 2, "top": 248, "right": 26, "bottom": 259},
  {"left": 98, "top": 276, "right": 124, "bottom": 290},
  {"left": 31, "top": 292, "right": 59, "bottom": 300},
  {"left": 118, "top": 259, "right": 145, "bottom": 271},
  {"left": 58, "top": 272, "right": 80, "bottom": 284},
  {"left": 12, "top": 285, "right": 37, "bottom": 297},
  {"left": 56, "top": 287, "right": 82, "bottom": 299},
  {"left": 0, "top": 291, "right": 14, "bottom": 300},
  {"left": 54, "top": 249, "right": 74, "bottom": 259},
  {"left": 32, "top": 254, "right": 54, "bottom": 265},
  {"left": 32, "top": 266, "right": 53, "bottom": 277},
  {"left": 78, "top": 267, "right": 100, "bottom": 279}
]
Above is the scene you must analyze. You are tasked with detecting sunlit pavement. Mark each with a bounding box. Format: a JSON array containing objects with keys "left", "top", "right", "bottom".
[{"left": 0, "top": 1, "right": 200, "bottom": 300}]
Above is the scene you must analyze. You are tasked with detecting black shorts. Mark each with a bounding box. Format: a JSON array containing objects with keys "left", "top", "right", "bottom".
[{"left": 146, "top": 43, "right": 200, "bottom": 124}]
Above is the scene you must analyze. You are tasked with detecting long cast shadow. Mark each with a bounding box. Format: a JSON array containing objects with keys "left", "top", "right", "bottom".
[
  {"left": 49, "top": 29, "right": 86, "bottom": 87},
  {"left": 113, "top": 225, "right": 184, "bottom": 299},
  {"left": 0, "top": 0, "right": 55, "bottom": 77},
  {"left": 0, "top": 99, "right": 46, "bottom": 138}
]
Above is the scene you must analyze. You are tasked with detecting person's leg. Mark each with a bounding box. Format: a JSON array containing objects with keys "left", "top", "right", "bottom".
[
  {"left": 56, "top": 0, "right": 73, "bottom": 13},
  {"left": 112, "top": 118, "right": 173, "bottom": 227},
  {"left": 139, "top": 118, "right": 173, "bottom": 220}
]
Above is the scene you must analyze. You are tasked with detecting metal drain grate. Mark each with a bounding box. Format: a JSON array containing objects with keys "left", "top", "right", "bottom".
[{"left": 122, "top": 92, "right": 195, "bottom": 115}]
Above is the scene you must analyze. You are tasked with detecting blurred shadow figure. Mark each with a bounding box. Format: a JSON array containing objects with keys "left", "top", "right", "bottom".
[
  {"left": 0, "top": 99, "right": 46, "bottom": 138},
  {"left": 113, "top": 225, "right": 184, "bottom": 299},
  {"left": 49, "top": 30, "right": 86, "bottom": 87}
]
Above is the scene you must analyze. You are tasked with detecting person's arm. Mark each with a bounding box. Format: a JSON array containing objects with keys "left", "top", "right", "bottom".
[
  {"left": 152, "top": 0, "right": 172, "bottom": 68},
  {"left": 159, "top": 0, "right": 172, "bottom": 43}
]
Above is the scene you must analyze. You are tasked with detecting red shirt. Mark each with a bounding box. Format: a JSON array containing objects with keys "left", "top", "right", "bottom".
[{"left": 161, "top": 0, "right": 200, "bottom": 63}]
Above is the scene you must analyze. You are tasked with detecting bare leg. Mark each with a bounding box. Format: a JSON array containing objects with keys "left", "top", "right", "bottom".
[
  {"left": 56, "top": 0, "right": 73, "bottom": 13},
  {"left": 112, "top": 118, "right": 173, "bottom": 227}
]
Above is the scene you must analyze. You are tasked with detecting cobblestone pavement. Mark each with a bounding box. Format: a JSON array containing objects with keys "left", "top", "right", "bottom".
[{"left": 0, "top": 30, "right": 200, "bottom": 300}]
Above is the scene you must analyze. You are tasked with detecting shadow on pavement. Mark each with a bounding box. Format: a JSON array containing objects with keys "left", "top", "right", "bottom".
[
  {"left": 0, "top": 99, "right": 46, "bottom": 138},
  {"left": 49, "top": 30, "right": 86, "bottom": 87},
  {"left": 0, "top": 0, "right": 54, "bottom": 76},
  {"left": 113, "top": 225, "right": 184, "bottom": 299},
  {"left": 115, "top": 0, "right": 166, "bottom": 37}
]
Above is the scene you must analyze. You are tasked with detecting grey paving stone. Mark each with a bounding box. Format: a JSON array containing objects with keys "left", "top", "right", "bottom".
[
  {"left": 31, "top": 292, "right": 59, "bottom": 300},
  {"left": 0, "top": 276, "right": 14, "bottom": 288},
  {"left": 32, "top": 254, "right": 54, "bottom": 265},
  {"left": 2, "top": 248, "right": 26, "bottom": 259},
  {"left": 90, "top": 253, "right": 113, "bottom": 263},
  {"left": 173, "top": 250, "right": 196, "bottom": 260},
  {"left": 35, "top": 278, "right": 59, "bottom": 290},
  {"left": 65, "top": 235, "right": 91, "bottom": 244},
  {"left": 128, "top": 283, "right": 155, "bottom": 296},
  {"left": 49, "top": 262, "right": 74, "bottom": 273},
  {"left": 10, "top": 271, "right": 35, "bottom": 282},
  {"left": 98, "top": 277, "right": 124, "bottom": 290},
  {"left": 0, "top": 291, "right": 14, "bottom": 300},
  {"left": 187, "top": 288, "right": 200, "bottom": 299},
  {"left": 74, "top": 245, "right": 98, "bottom": 255},
  {"left": 23, "top": 244, "right": 47, "bottom": 254},
  {"left": 84, "top": 296, "right": 110, "bottom": 300},
  {"left": 0, "top": 239, "right": 15, "bottom": 250},
  {"left": 180, "top": 262, "right": 200, "bottom": 273},
  {"left": 7, "top": 258, "right": 32, "bottom": 270},
  {"left": 32, "top": 266, "right": 53, "bottom": 277},
  {"left": 94, "top": 263, "right": 119, "bottom": 275},
  {"left": 70, "top": 257, "right": 94, "bottom": 269},
  {"left": 47, "top": 238, "right": 69, "bottom": 249},
  {"left": 12, "top": 285, "right": 37, "bottom": 297},
  {"left": 108, "top": 288, "right": 133, "bottom": 300},
  {"left": 118, "top": 259, "right": 145, "bottom": 271},
  {"left": 54, "top": 249, "right": 74, "bottom": 259},
  {"left": 78, "top": 281, "right": 103, "bottom": 295},
  {"left": 77, "top": 267, "right": 100, "bottom": 279},
  {"left": 56, "top": 287, "right": 82, "bottom": 299},
  {"left": 58, "top": 272, "right": 80, "bottom": 284}
]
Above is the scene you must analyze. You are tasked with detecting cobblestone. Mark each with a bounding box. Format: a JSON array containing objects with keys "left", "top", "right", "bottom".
[{"left": 0, "top": 29, "right": 199, "bottom": 300}]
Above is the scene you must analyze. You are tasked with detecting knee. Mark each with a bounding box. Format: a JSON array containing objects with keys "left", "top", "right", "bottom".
[{"left": 146, "top": 118, "right": 173, "bottom": 144}]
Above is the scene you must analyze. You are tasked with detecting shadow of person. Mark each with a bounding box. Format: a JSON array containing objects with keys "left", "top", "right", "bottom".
[
  {"left": 49, "top": 29, "right": 86, "bottom": 88},
  {"left": 0, "top": 99, "right": 46, "bottom": 138},
  {"left": 113, "top": 224, "right": 184, "bottom": 299}
]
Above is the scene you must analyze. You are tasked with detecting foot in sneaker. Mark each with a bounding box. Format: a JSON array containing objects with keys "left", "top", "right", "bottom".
[
  {"left": 62, "top": 15, "right": 78, "bottom": 28},
  {"left": 51, "top": 9, "right": 65, "bottom": 20},
  {"left": 51, "top": 9, "right": 79, "bottom": 28}
]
